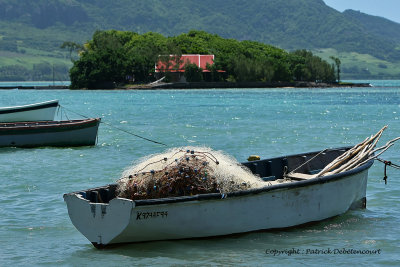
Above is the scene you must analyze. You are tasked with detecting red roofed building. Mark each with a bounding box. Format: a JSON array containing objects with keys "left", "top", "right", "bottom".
[{"left": 155, "top": 54, "right": 224, "bottom": 82}]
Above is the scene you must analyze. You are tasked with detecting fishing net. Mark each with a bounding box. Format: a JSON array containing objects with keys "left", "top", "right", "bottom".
[{"left": 116, "top": 146, "right": 266, "bottom": 200}]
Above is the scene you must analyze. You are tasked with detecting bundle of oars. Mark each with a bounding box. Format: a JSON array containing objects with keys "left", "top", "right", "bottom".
[
  {"left": 116, "top": 148, "right": 258, "bottom": 201},
  {"left": 315, "top": 126, "right": 400, "bottom": 177}
]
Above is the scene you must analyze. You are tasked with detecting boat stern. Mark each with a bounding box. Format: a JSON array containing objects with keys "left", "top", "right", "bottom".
[{"left": 63, "top": 192, "right": 134, "bottom": 247}]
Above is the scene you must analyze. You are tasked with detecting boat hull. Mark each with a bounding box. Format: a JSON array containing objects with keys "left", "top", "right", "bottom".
[
  {"left": 64, "top": 155, "right": 371, "bottom": 247},
  {"left": 0, "top": 118, "right": 100, "bottom": 147},
  {"left": 0, "top": 100, "right": 59, "bottom": 122}
]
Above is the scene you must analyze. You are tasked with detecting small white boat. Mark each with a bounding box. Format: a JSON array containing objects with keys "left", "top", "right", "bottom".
[
  {"left": 0, "top": 100, "right": 59, "bottom": 122},
  {"left": 0, "top": 118, "right": 101, "bottom": 147},
  {"left": 64, "top": 147, "right": 373, "bottom": 248}
]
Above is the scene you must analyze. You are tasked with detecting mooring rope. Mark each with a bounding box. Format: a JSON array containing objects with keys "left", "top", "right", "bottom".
[
  {"left": 376, "top": 158, "right": 400, "bottom": 170},
  {"left": 56, "top": 104, "right": 70, "bottom": 121},
  {"left": 376, "top": 158, "right": 400, "bottom": 185},
  {"left": 58, "top": 105, "right": 168, "bottom": 146}
]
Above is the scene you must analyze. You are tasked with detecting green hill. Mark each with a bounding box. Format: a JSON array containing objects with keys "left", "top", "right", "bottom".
[
  {"left": 1, "top": 0, "right": 400, "bottom": 80},
  {"left": 343, "top": 10, "right": 400, "bottom": 45}
]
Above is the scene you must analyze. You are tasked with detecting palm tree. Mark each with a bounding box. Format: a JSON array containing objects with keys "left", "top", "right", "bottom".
[{"left": 330, "top": 56, "right": 341, "bottom": 82}]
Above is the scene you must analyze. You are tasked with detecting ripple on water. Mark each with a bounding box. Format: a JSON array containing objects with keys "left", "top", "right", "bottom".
[{"left": 1, "top": 87, "right": 400, "bottom": 265}]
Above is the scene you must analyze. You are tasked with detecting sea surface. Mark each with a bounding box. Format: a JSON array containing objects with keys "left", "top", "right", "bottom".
[
  {"left": 0, "top": 81, "right": 70, "bottom": 87},
  {"left": 1, "top": 81, "right": 400, "bottom": 266}
]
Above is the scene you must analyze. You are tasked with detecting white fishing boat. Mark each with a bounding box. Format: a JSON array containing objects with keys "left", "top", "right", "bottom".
[
  {"left": 64, "top": 146, "right": 374, "bottom": 248},
  {"left": 0, "top": 118, "right": 101, "bottom": 147},
  {"left": 0, "top": 100, "right": 59, "bottom": 122}
]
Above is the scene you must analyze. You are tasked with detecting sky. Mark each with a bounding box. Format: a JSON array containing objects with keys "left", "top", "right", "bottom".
[{"left": 324, "top": 0, "right": 400, "bottom": 23}]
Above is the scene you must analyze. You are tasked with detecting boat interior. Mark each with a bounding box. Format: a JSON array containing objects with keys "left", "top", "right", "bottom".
[
  {"left": 242, "top": 147, "right": 348, "bottom": 181},
  {"left": 75, "top": 147, "right": 349, "bottom": 204}
]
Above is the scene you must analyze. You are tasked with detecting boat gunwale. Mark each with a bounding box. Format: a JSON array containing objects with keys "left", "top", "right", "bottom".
[
  {"left": 0, "top": 100, "right": 59, "bottom": 114},
  {"left": 133, "top": 159, "right": 373, "bottom": 206},
  {"left": 64, "top": 149, "right": 373, "bottom": 206},
  {"left": 0, "top": 118, "right": 101, "bottom": 132}
]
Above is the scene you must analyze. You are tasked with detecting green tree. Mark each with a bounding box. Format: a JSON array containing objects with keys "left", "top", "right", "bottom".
[
  {"left": 70, "top": 30, "right": 133, "bottom": 88},
  {"left": 60, "top": 41, "right": 84, "bottom": 62},
  {"left": 69, "top": 30, "right": 337, "bottom": 88},
  {"left": 205, "top": 63, "right": 223, "bottom": 82},
  {"left": 330, "top": 56, "right": 341, "bottom": 82},
  {"left": 184, "top": 63, "right": 203, "bottom": 82},
  {"left": 291, "top": 50, "right": 335, "bottom": 82},
  {"left": 127, "top": 32, "right": 170, "bottom": 82}
]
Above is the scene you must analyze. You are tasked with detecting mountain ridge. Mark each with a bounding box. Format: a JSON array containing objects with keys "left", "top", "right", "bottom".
[
  {"left": 343, "top": 9, "right": 400, "bottom": 44},
  {"left": 1, "top": 0, "right": 400, "bottom": 80}
]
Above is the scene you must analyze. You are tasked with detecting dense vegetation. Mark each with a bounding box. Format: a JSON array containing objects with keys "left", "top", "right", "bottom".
[
  {"left": 69, "top": 30, "right": 336, "bottom": 89},
  {"left": 1, "top": 0, "right": 400, "bottom": 80},
  {"left": 343, "top": 10, "right": 400, "bottom": 45}
]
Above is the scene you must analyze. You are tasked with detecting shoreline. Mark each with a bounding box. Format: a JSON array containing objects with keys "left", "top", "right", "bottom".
[
  {"left": 0, "top": 81, "right": 372, "bottom": 90},
  {"left": 123, "top": 81, "right": 372, "bottom": 90},
  {"left": 0, "top": 85, "right": 69, "bottom": 90}
]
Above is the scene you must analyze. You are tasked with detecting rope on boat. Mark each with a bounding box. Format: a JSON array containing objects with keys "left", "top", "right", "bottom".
[
  {"left": 376, "top": 158, "right": 400, "bottom": 184},
  {"left": 56, "top": 104, "right": 70, "bottom": 120},
  {"left": 132, "top": 149, "right": 220, "bottom": 175},
  {"left": 100, "top": 121, "right": 168, "bottom": 146},
  {"left": 287, "top": 148, "right": 328, "bottom": 175},
  {"left": 58, "top": 105, "right": 168, "bottom": 146}
]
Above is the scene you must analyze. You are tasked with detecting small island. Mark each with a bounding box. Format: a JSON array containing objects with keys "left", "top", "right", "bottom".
[{"left": 65, "top": 30, "right": 366, "bottom": 89}]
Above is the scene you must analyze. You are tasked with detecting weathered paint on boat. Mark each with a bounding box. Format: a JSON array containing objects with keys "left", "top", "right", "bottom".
[
  {"left": 64, "top": 148, "right": 373, "bottom": 247},
  {"left": 0, "top": 118, "right": 101, "bottom": 147},
  {"left": 0, "top": 100, "right": 59, "bottom": 122}
]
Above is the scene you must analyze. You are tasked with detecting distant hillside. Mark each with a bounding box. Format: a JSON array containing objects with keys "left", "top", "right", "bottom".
[
  {"left": 0, "top": 0, "right": 89, "bottom": 28},
  {"left": 343, "top": 9, "right": 400, "bottom": 45},
  {"left": 1, "top": 0, "right": 400, "bottom": 80}
]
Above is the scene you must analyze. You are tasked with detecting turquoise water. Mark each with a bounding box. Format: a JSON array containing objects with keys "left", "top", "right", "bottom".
[
  {"left": 0, "top": 81, "right": 70, "bottom": 87},
  {"left": 1, "top": 82, "right": 400, "bottom": 266}
]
